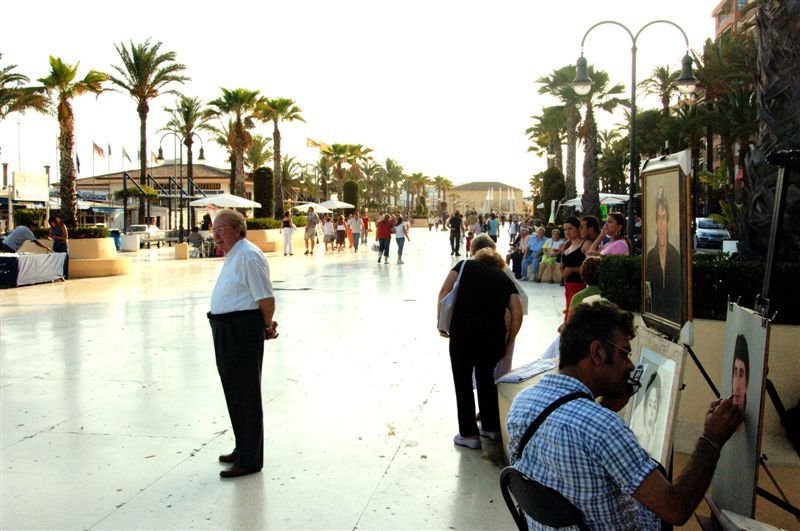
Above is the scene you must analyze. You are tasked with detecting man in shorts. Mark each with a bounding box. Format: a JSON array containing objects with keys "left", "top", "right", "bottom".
[{"left": 304, "top": 207, "right": 320, "bottom": 255}]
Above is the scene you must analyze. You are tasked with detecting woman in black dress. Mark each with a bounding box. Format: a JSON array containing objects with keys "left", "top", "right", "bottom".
[{"left": 437, "top": 234, "right": 523, "bottom": 449}]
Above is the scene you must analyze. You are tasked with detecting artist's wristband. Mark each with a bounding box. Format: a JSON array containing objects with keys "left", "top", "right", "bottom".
[{"left": 699, "top": 435, "right": 721, "bottom": 453}]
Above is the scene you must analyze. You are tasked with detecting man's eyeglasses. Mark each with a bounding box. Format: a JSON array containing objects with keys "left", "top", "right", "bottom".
[
  {"left": 604, "top": 339, "right": 633, "bottom": 359},
  {"left": 212, "top": 227, "right": 231, "bottom": 235}
]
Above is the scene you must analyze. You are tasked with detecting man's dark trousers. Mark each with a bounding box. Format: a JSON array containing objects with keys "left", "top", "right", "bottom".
[
  {"left": 450, "top": 230, "right": 461, "bottom": 254},
  {"left": 209, "top": 309, "right": 264, "bottom": 470}
]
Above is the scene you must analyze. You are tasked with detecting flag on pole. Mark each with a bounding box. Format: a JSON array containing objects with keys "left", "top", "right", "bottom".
[
  {"left": 107, "top": 144, "right": 112, "bottom": 157},
  {"left": 151, "top": 152, "right": 158, "bottom": 164},
  {"left": 122, "top": 147, "right": 132, "bottom": 163},
  {"left": 93, "top": 142, "right": 105, "bottom": 158},
  {"left": 306, "top": 137, "right": 319, "bottom": 148},
  {"left": 76, "top": 153, "right": 81, "bottom": 174}
]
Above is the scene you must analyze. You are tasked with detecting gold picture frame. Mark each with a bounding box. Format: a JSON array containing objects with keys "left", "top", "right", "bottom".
[{"left": 640, "top": 152, "right": 693, "bottom": 340}]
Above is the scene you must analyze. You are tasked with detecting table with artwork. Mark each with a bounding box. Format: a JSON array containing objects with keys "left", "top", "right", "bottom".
[{"left": 0, "top": 252, "right": 68, "bottom": 288}]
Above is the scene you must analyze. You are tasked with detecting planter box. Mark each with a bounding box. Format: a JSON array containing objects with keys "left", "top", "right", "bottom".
[
  {"left": 246, "top": 229, "right": 278, "bottom": 252},
  {"left": 20, "top": 237, "right": 131, "bottom": 279}
]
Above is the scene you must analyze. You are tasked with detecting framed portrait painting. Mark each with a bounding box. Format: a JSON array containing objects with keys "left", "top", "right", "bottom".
[
  {"left": 641, "top": 150, "right": 693, "bottom": 340},
  {"left": 711, "top": 303, "right": 770, "bottom": 518},
  {"left": 626, "top": 328, "right": 686, "bottom": 467}
]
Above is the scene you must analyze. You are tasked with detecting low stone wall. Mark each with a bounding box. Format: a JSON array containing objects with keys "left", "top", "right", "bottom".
[{"left": 18, "top": 238, "right": 131, "bottom": 279}]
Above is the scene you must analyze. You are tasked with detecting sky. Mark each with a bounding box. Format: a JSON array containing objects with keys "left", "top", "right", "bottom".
[{"left": 0, "top": 0, "right": 719, "bottom": 193}]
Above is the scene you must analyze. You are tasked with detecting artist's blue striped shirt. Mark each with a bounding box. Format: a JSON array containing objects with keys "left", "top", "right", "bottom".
[{"left": 506, "top": 373, "right": 660, "bottom": 530}]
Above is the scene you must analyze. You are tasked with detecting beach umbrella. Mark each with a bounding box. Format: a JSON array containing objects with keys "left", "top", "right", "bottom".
[
  {"left": 189, "top": 193, "right": 261, "bottom": 208},
  {"left": 320, "top": 198, "right": 355, "bottom": 209},
  {"left": 293, "top": 202, "right": 332, "bottom": 214}
]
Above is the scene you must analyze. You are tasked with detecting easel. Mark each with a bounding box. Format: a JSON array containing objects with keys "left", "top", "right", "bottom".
[{"left": 689, "top": 150, "right": 800, "bottom": 527}]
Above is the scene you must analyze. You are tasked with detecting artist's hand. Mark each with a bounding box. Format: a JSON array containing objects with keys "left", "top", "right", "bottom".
[
  {"left": 703, "top": 397, "right": 743, "bottom": 447},
  {"left": 265, "top": 321, "right": 279, "bottom": 340}
]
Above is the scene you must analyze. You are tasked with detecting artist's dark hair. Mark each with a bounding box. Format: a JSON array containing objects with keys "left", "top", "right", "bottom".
[
  {"left": 581, "top": 215, "right": 600, "bottom": 234},
  {"left": 559, "top": 302, "right": 635, "bottom": 369},
  {"left": 655, "top": 186, "right": 670, "bottom": 223},
  {"left": 733, "top": 334, "right": 750, "bottom": 385}
]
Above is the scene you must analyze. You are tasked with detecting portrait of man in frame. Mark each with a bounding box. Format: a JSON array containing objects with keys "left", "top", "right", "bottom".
[{"left": 641, "top": 152, "right": 692, "bottom": 339}]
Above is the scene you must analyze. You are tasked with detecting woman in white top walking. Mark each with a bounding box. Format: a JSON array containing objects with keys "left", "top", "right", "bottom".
[{"left": 394, "top": 217, "right": 410, "bottom": 264}]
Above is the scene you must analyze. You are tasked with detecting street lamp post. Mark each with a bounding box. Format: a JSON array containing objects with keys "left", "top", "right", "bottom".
[
  {"left": 157, "top": 133, "right": 205, "bottom": 243},
  {"left": 571, "top": 20, "right": 697, "bottom": 234}
]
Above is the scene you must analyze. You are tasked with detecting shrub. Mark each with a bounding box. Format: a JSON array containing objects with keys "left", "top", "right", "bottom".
[
  {"left": 598, "top": 254, "right": 800, "bottom": 325},
  {"left": 11, "top": 208, "right": 45, "bottom": 228},
  {"left": 113, "top": 185, "right": 158, "bottom": 200},
  {"left": 253, "top": 167, "right": 274, "bottom": 218},
  {"left": 343, "top": 180, "right": 359, "bottom": 215},
  {"left": 71, "top": 227, "right": 110, "bottom": 239},
  {"left": 246, "top": 217, "right": 281, "bottom": 230}
]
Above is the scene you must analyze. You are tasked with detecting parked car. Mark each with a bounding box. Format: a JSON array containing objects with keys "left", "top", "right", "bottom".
[
  {"left": 127, "top": 224, "right": 166, "bottom": 248},
  {"left": 694, "top": 217, "right": 730, "bottom": 249}
]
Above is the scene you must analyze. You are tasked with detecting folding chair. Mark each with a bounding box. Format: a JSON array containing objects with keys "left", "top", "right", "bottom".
[{"left": 499, "top": 466, "right": 589, "bottom": 531}]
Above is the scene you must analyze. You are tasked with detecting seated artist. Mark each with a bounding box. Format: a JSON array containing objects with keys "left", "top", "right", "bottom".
[{"left": 507, "top": 302, "right": 743, "bottom": 530}]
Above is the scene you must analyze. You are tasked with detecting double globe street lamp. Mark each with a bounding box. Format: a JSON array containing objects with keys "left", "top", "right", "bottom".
[
  {"left": 571, "top": 20, "right": 698, "bottom": 232},
  {"left": 157, "top": 133, "right": 205, "bottom": 243}
]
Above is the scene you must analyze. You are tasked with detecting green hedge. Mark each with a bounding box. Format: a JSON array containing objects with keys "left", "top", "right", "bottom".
[
  {"left": 246, "top": 216, "right": 306, "bottom": 230},
  {"left": 71, "top": 227, "right": 110, "bottom": 239},
  {"left": 598, "top": 255, "right": 800, "bottom": 325}
]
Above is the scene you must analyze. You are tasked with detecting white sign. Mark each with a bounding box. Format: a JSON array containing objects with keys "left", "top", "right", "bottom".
[{"left": 12, "top": 171, "right": 48, "bottom": 201}]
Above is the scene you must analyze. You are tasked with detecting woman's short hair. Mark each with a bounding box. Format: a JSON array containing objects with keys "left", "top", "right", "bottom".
[
  {"left": 580, "top": 256, "right": 602, "bottom": 285},
  {"left": 470, "top": 233, "right": 505, "bottom": 268},
  {"left": 470, "top": 233, "right": 495, "bottom": 254},
  {"left": 214, "top": 209, "right": 247, "bottom": 237},
  {"left": 564, "top": 216, "right": 580, "bottom": 229}
]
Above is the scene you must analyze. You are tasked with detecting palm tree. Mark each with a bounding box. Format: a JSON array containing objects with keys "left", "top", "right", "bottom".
[
  {"left": 578, "top": 67, "right": 627, "bottom": 216},
  {"left": 161, "top": 94, "right": 215, "bottom": 228},
  {"left": 408, "top": 173, "right": 431, "bottom": 214},
  {"left": 39, "top": 56, "right": 106, "bottom": 227},
  {"left": 210, "top": 118, "right": 236, "bottom": 191},
  {"left": 208, "top": 88, "right": 261, "bottom": 197},
  {"left": 378, "top": 158, "right": 404, "bottom": 206},
  {"left": 526, "top": 106, "right": 566, "bottom": 173},
  {"left": 360, "top": 158, "right": 382, "bottom": 205},
  {"left": 280, "top": 156, "right": 303, "bottom": 201},
  {"left": 537, "top": 66, "right": 583, "bottom": 199},
  {"left": 741, "top": 0, "right": 800, "bottom": 260},
  {"left": 440, "top": 178, "right": 453, "bottom": 212},
  {"left": 639, "top": 65, "right": 680, "bottom": 117},
  {"left": 109, "top": 39, "right": 187, "bottom": 221},
  {"left": 345, "top": 144, "right": 374, "bottom": 183},
  {"left": 0, "top": 54, "right": 47, "bottom": 121},
  {"left": 245, "top": 135, "right": 273, "bottom": 174},
  {"left": 597, "top": 129, "right": 628, "bottom": 194},
  {"left": 257, "top": 98, "right": 304, "bottom": 218}
]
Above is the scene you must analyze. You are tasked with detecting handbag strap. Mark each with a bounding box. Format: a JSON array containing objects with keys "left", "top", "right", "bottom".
[
  {"left": 513, "top": 391, "right": 593, "bottom": 462},
  {"left": 453, "top": 259, "right": 468, "bottom": 285}
]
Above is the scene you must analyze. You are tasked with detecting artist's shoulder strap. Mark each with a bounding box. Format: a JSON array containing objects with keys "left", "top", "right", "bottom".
[{"left": 513, "top": 391, "right": 593, "bottom": 462}]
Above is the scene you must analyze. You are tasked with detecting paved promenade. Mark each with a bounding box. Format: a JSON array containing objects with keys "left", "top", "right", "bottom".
[
  {"left": 2, "top": 227, "right": 796, "bottom": 529},
  {"left": 1, "top": 228, "right": 567, "bottom": 529}
]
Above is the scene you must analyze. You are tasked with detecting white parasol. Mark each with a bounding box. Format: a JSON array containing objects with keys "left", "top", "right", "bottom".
[
  {"left": 293, "top": 202, "right": 332, "bottom": 214},
  {"left": 320, "top": 198, "right": 355, "bottom": 209},
  {"left": 189, "top": 193, "right": 261, "bottom": 208}
]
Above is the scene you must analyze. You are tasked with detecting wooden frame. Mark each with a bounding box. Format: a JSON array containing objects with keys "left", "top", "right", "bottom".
[
  {"left": 640, "top": 153, "right": 693, "bottom": 340},
  {"left": 626, "top": 328, "right": 686, "bottom": 468}
]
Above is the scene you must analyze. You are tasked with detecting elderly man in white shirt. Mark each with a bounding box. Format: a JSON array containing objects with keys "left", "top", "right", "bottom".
[{"left": 208, "top": 209, "right": 278, "bottom": 478}]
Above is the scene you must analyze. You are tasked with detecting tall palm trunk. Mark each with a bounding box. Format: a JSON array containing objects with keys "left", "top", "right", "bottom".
[
  {"left": 742, "top": 0, "right": 800, "bottom": 260},
  {"left": 272, "top": 121, "right": 282, "bottom": 218},
  {"left": 58, "top": 102, "right": 78, "bottom": 227},
  {"left": 138, "top": 101, "right": 149, "bottom": 221},
  {"left": 581, "top": 105, "right": 599, "bottom": 216},
  {"left": 185, "top": 138, "right": 194, "bottom": 227},
  {"left": 565, "top": 108, "right": 580, "bottom": 199}
]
